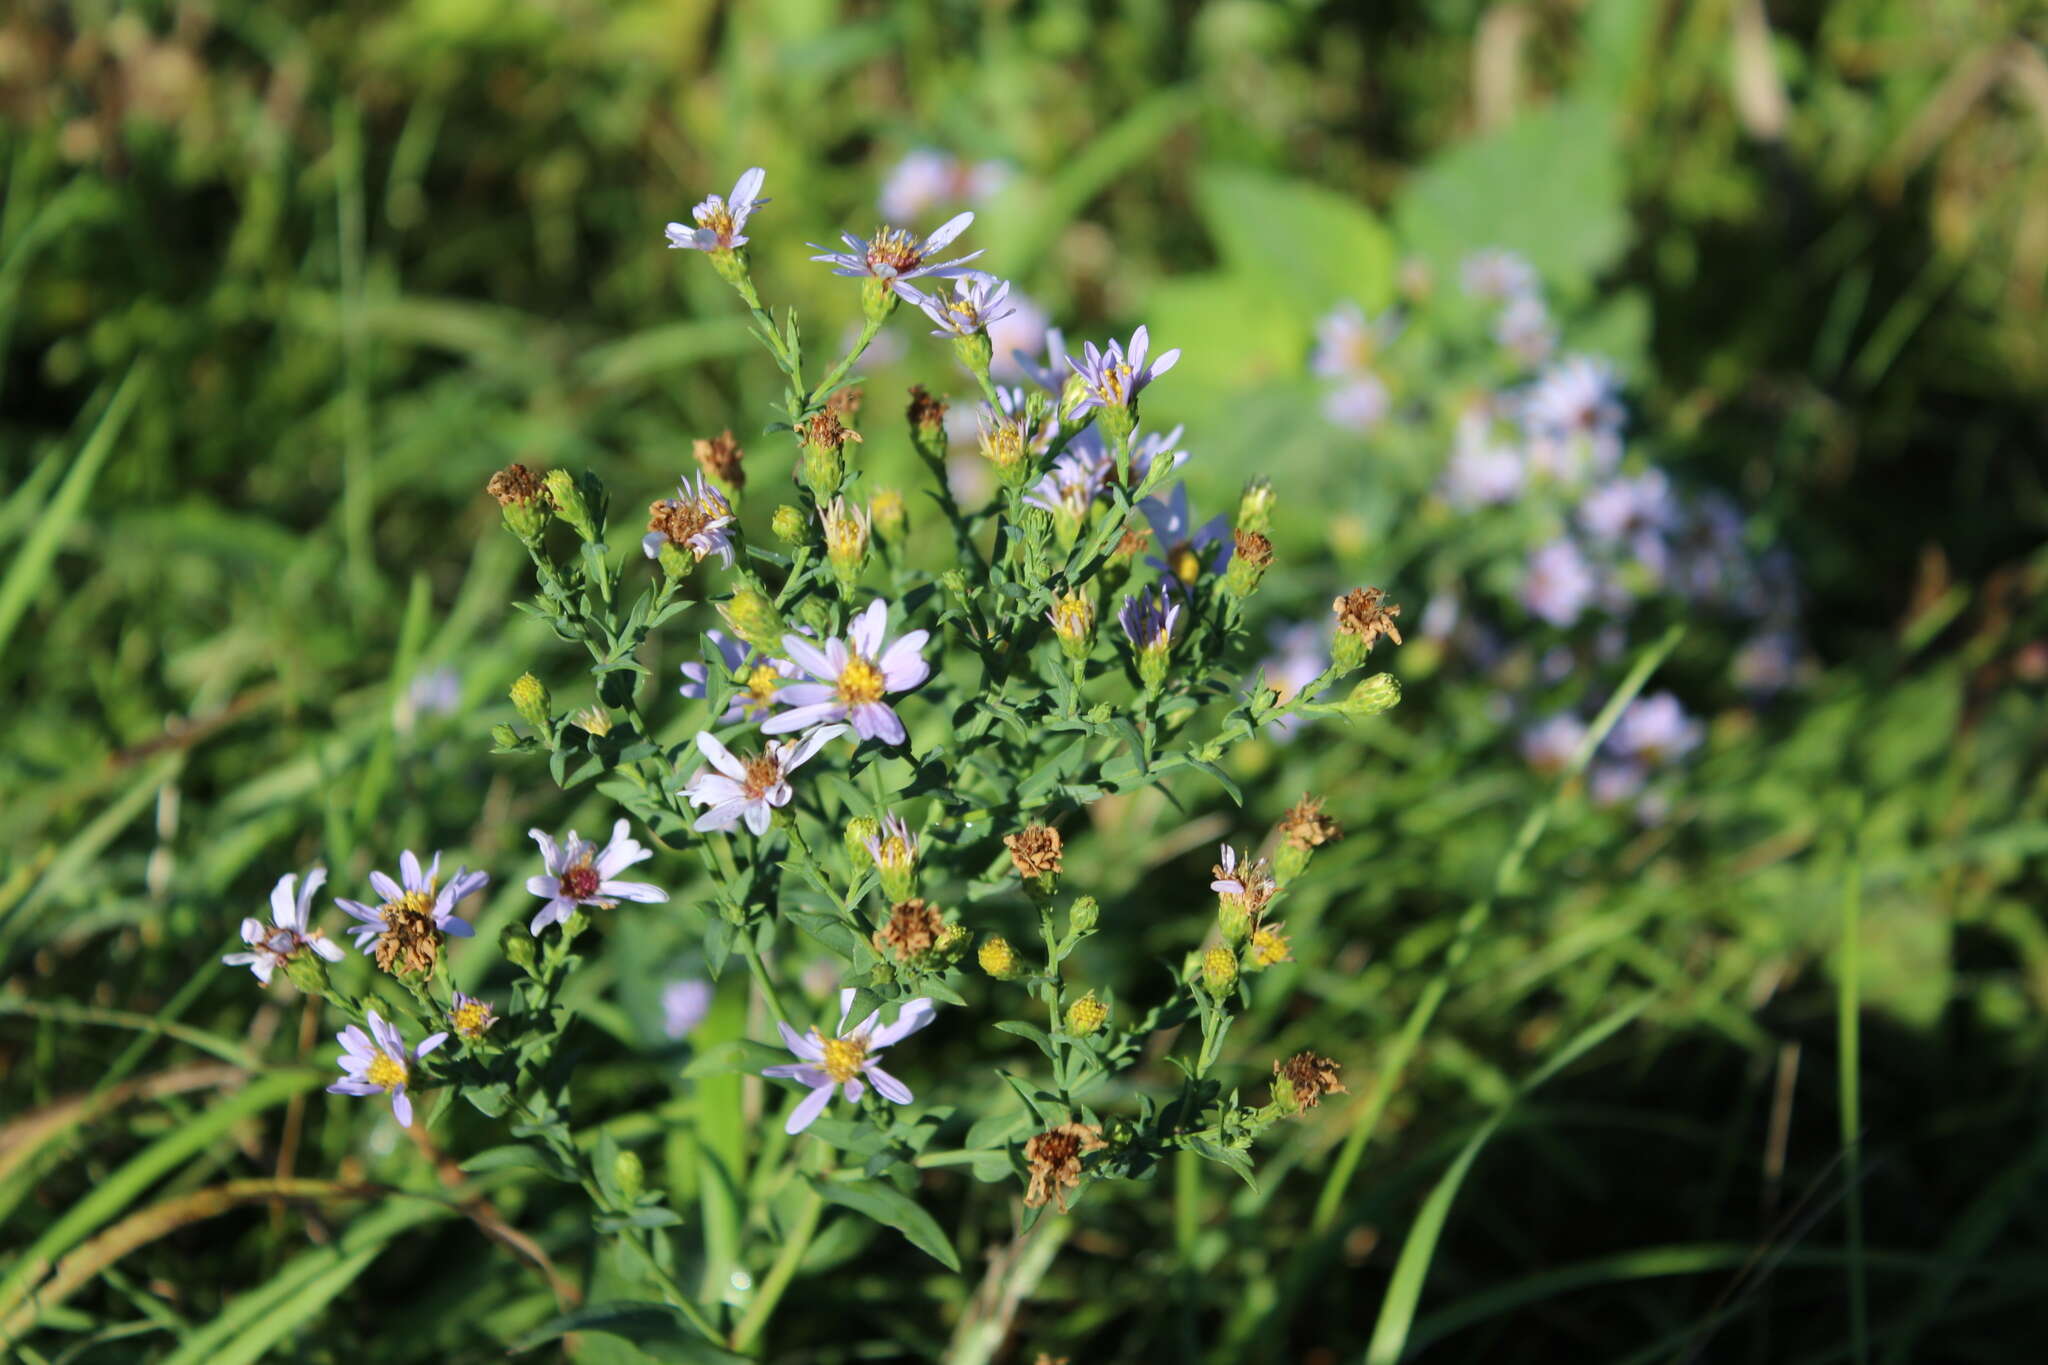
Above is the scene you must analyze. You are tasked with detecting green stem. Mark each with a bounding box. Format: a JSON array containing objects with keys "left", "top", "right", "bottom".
[
  {"left": 728, "top": 1180, "right": 825, "bottom": 1353},
  {"left": 808, "top": 314, "right": 883, "bottom": 409},
  {"left": 738, "top": 930, "right": 791, "bottom": 1028},
  {"left": 1840, "top": 794, "right": 1869, "bottom": 1365}
]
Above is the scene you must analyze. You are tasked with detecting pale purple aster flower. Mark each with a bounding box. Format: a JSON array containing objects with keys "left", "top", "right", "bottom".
[
  {"left": 224, "top": 867, "right": 346, "bottom": 984},
  {"left": 1066, "top": 326, "right": 1180, "bottom": 417},
  {"left": 1494, "top": 292, "right": 1557, "bottom": 365},
  {"left": 1024, "top": 448, "right": 1111, "bottom": 522},
  {"left": 761, "top": 599, "right": 932, "bottom": 745},
  {"left": 663, "top": 979, "right": 714, "bottom": 1040},
  {"left": 1522, "top": 538, "right": 1599, "bottom": 628},
  {"left": 641, "top": 473, "right": 736, "bottom": 567},
  {"left": 763, "top": 988, "right": 937, "bottom": 1135},
  {"left": 396, "top": 666, "right": 461, "bottom": 734},
  {"left": 1579, "top": 471, "right": 1676, "bottom": 545},
  {"left": 1608, "top": 692, "right": 1703, "bottom": 766},
  {"left": 1142, "top": 483, "right": 1232, "bottom": 584},
  {"left": 1013, "top": 327, "right": 1072, "bottom": 396},
  {"left": 665, "top": 167, "right": 768, "bottom": 253},
  {"left": 1520, "top": 713, "right": 1588, "bottom": 774},
  {"left": 1461, "top": 248, "right": 1539, "bottom": 302},
  {"left": 526, "top": 819, "right": 669, "bottom": 936},
  {"left": 680, "top": 629, "right": 796, "bottom": 724},
  {"left": 328, "top": 1009, "right": 446, "bottom": 1128},
  {"left": 1311, "top": 302, "right": 1402, "bottom": 378},
  {"left": 1522, "top": 355, "right": 1625, "bottom": 479},
  {"left": 681, "top": 725, "right": 846, "bottom": 835},
  {"left": 1589, "top": 761, "right": 1648, "bottom": 808},
  {"left": 335, "top": 851, "right": 487, "bottom": 957},
  {"left": 1443, "top": 442, "right": 1525, "bottom": 507},
  {"left": 1258, "top": 622, "right": 1328, "bottom": 741},
  {"left": 1323, "top": 374, "right": 1391, "bottom": 432},
  {"left": 1117, "top": 586, "right": 1182, "bottom": 652},
  {"left": 878, "top": 150, "right": 1012, "bottom": 222},
  {"left": 810, "top": 212, "right": 983, "bottom": 303},
  {"left": 987, "top": 291, "right": 1049, "bottom": 381},
  {"left": 916, "top": 271, "right": 1016, "bottom": 337},
  {"left": 1733, "top": 630, "right": 1801, "bottom": 695},
  {"left": 1129, "top": 424, "right": 1191, "bottom": 486}
]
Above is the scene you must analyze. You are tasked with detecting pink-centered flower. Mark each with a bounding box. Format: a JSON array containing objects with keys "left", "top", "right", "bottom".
[
  {"left": 223, "top": 867, "right": 347, "bottom": 985},
  {"left": 760, "top": 599, "right": 930, "bottom": 746},
  {"left": 526, "top": 820, "right": 669, "bottom": 936},
  {"left": 762, "top": 988, "right": 937, "bottom": 1135}
]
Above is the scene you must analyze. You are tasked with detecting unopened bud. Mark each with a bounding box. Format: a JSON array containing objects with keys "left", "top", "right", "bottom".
[
  {"left": 720, "top": 583, "right": 786, "bottom": 654},
  {"left": 543, "top": 469, "right": 597, "bottom": 540},
  {"left": 613, "top": 1149, "right": 645, "bottom": 1201},
  {"left": 656, "top": 540, "right": 694, "bottom": 580},
  {"left": 510, "top": 673, "right": 552, "bottom": 731},
  {"left": 844, "top": 816, "right": 880, "bottom": 868},
  {"left": 500, "top": 923, "right": 537, "bottom": 970},
  {"left": 1329, "top": 673, "right": 1401, "bottom": 718},
  {"left": 870, "top": 487, "right": 907, "bottom": 539},
  {"left": 1068, "top": 895, "right": 1099, "bottom": 937},
  {"left": 820, "top": 497, "right": 871, "bottom": 595},
  {"left": 771, "top": 505, "right": 805, "bottom": 544},
  {"left": 1236, "top": 477, "right": 1275, "bottom": 534},
  {"left": 489, "top": 723, "right": 521, "bottom": 749}
]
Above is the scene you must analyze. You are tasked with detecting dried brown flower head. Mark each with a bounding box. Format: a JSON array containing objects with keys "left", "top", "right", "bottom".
[
  {"left": 647, "top": 495, "right": 721, "bottom": 556},
  {"left": 1023, "top": 1122, "right": 1106, "bottom": 1212},
  {"left": 875, "top": 898, "right": 945, "bottom": 962},
  {"left": 1332, "top": 587, "right": 1404, "bottom": 650},
  {"left": 907, "top": 384, "right": 949, "bottom": 435},
  {"left": 802, "top": 409, "right": 863, "bottom": 452},
  {"left": 1232, "top": 529, "right": 1274, "bottom": 568},
  {"left": 693, "top": 429, "right": 745, "bottom": 489},
  {"left": 1279, "top": 793, "right": 1342, "bottom": 850},
  {"left": 1273, "top": 1050, "right": 1346, "bottom": 1113},
  {"left": 1005, "top": 825, "right": 1064, "bottom": 878},
  {"left": 372, "top": 891, "right": 444, "bottom": 976},
  {"left": 1112, "top": 525, "right": 1152, "bottom": 560},
  {"left": 487, "top": 463, "right": 545, "bottom": 506}
]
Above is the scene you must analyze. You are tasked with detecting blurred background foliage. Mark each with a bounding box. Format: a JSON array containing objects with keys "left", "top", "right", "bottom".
[{"left": 4, "top": 0, "right": 2048, "bottom": 1361}]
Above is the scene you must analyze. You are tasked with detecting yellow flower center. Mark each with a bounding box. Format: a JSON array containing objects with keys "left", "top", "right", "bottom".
[
  {"left": 877, "top": 835, "right": 910, "bottom": 870},
  {"left": 696, "top": 203, "right": 735, "bottom": 238},
  {"left": 366, "top": 1052, "right": 407, "bottom": 1089},
  {"left": 1169, "top": 543, "right": 1202, "bottom": 585},
  {"left": 1051, "top": 595, "right": 1092, "bottom": 638},
  {"left": 387, "top": 889, "right": 435, "bottom": 918},
  {"left": 836, "top": 654, "right": 886, "bottom": 706},
  {"left": 1098, "top": 363, "right": 1131, "bottom": 404},
  {"left": 865, "top": 227, "right": 923, "bottom": 274},
  {"left": 744, "top": 663, "right": 781, "bottom": 706},
  {"left": 1252, "top": 928, "right": 1291, "bottom": 967},
  {"left": 819, "top": 1033, "right": 867, "bottom": 1085},
  {"left": 452, "top": 1001, "right": 491, "bottom": 1038}
]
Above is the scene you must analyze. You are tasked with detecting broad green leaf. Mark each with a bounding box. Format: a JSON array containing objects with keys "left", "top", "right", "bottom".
[{"left": 808, "top": 1175, "right": 961, "bottom": 1272}]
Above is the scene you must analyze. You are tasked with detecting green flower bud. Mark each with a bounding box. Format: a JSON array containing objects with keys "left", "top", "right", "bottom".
[
  {"left": 720, "top": 583, "right": 786, "bottom": 654},
  {"left": 1068, "top": 895, "right": 1099, "bottom": 937},
  {"left": 281, "top": 950, "right": 332, "bottom": 996},
  {"left": 489, "top": 723, "right": 522, "bottom": 749},
  {"left": 613, "top": 1148, "right": 645, "bottom": 1201},
  {"left": 951, "top": 330, "right": 994, "bottom": 379},
  {"left": 1222, "top": 530, "right": 1273, "bottom": 600},
  {"left": 510, "top": 673, "right": 551, "bottom": 731},
  {"left": 844, "top": 816, "right": 880, "bottom": 868},
  {"left": 707, "top": 246, "right": 751, "bottom": 288},
  {"left": 542, "top": 469, "right": 597, "bottom": 540},
  {"left": 1237, "top": 477, "right": 1275, "bottom": 535},
  {"left": 772, "top": 504, "right": 806, "bottom": 544},
  {"left": 500, "top": 923, "right": 537, "bottom": 970},
  {"left": 870, "top": 487, "right": 906, "bottom": 540},
  {"left": 1332, "top": 673, "right": 1401, "bottom": 718}
]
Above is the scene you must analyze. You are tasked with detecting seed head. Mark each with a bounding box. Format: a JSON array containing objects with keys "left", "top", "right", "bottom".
[
  {"left": 373, "top": 891, "right": 444, "bottom": 976},
  {"left": 1005, "top": 825, "right": 1064, "bottom": 880},
  {"left": 1023, "top": 1122, "right": 1106, "bottom": 1212},
  {"left": 488, "top": 463, "right": 545, "bottom": 507},
  {"left": 693, "top": 429, "right": 746, "bottom": 491},
  {"left": 1280, "top": 793, "right": 1342, "bottom": 849},
  {"left": 1272, "top": 1050, "right": 1346, "bottom": 1114},
  {"left": 875, "top": 898, "right": 946, "bottom": 962},
  {"left": 1332, "top": 587, "right": 1403, "bottom": 670}
]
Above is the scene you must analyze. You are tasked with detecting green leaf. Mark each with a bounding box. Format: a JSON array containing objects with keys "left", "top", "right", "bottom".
[
  {"left": 1192, "top": 165, "right": 1396, "bottom": 316},
  {"left": 992, "top": 1019, "right": 1058, "bottom": 1061},
  {"left": 459, "top": 1143, "right": 573, "bottom": 1180},
  {"left": 509, "top": 1301, "right": 744, "bottom": 1362},
  {"left": 682, "top": 1039, "right": 790, "bottom": 1079},
  {"left": 808, "top": 1176, "right": 961, "bottom": 1272}
]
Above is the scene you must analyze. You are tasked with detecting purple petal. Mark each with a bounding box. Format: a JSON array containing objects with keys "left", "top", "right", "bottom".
[
  {"left": 849, "top": 599, "right": 888, "bottom": 657},
  {"left": 869, "top": 997, "right": 936, "bottom": 1048},
  {"left": 528, "top": 828, "right": 560, "bottom": 872},
  {"left": 390, "top": 1089, "right": 414, "bottom": 1128},
  {"left": 761, "top": 702, "right": 847, "bottom": 735},
  {"left": 599, "top": 879, "right": 668, "bottom": 904},
  {"left": 784, "top": 1082, "right": 835, "bottom": 1135},
  {"left": 779, "top": 1020, "right": 826, "bottom": 1061},
  {"left": 865, "top": 1064, "right": 912, "bottom": 1105},
  {"left": 921, "top": 211, "right": 974, "bottom": 254}
]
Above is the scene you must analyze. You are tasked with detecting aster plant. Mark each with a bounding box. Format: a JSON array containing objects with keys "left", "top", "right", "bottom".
[{"left": 231, "top": 164, "right": 1417, "bottom": 1357}]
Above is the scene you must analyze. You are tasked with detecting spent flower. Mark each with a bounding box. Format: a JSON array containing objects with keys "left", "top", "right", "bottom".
[
  {"left": 223, "top": 867, "right": 346, "bottom": 985},
  {"left": 682, "top": 725, "right": 847, "bottom": 836},
  {"left": 336, "top": 851, "right": 488, "bottom": 976}
]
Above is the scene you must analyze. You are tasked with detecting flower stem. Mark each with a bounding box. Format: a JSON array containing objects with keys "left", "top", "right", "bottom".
[
  {"left": 728, "top": 1176, "right": 825, "bottom": 1353},
  {"left": 737, "top": 930, "right": 791, "bottom": 1028}
]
